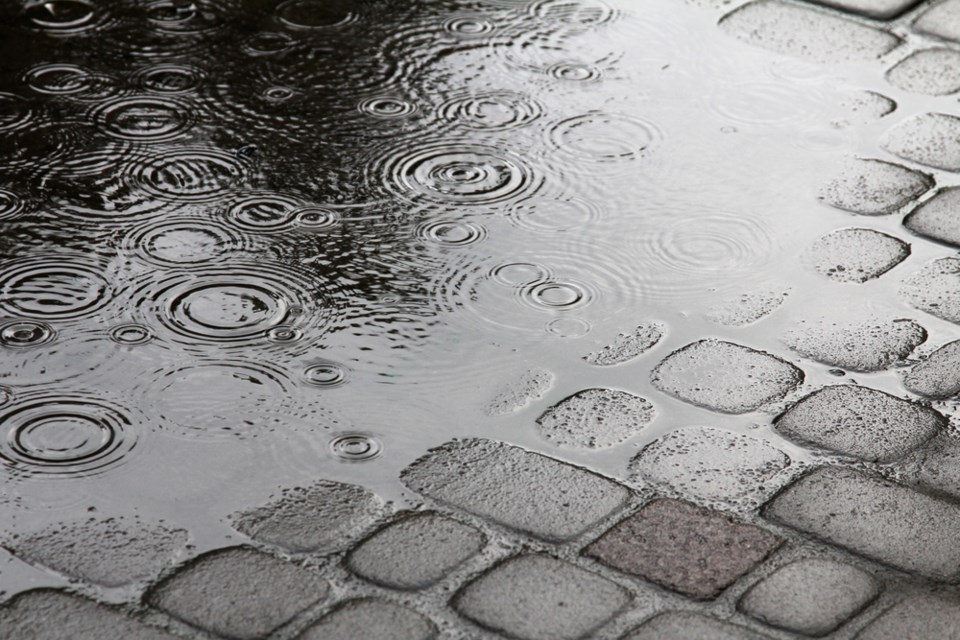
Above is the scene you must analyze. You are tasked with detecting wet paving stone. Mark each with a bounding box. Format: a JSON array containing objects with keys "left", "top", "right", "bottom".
[
  {"left": 774, "top": 385, "right": 943, "bottom": 462},
  {"left": 894, "top": 434, "right": 960, "bottom": 499},
  {"left": 583, "top": 322, "right": 664, "bottom": 366},
  {"left": 838, "top": 91, "right": 897, "bottom": 123},
  {"left": 882, "top": 113, "right": 960, "bottom": 171},
  {"left": 904, "top": 187, "right": 960, "bottom": 248},
  {"left": 536, "top": 388, "right": 655, "bottom": 449},
  {"left": 485, "top": 368, "right": 555, "bottom": 416},
  {"left": 401, "top": 438, "right": 630, "bottom": 542},
  {"left": 624, "top": 611, "right": 773, "bottom": 640},
  {"left": 765, "top": 466, "right": 960, "bottom": 581},
  {"left": 819, "top": 158, "right": 932, "bottom": 216},
  {"left": 229, "top": 480, "right": 384, "bottom": 553},
  {"left": 900, "top": 257, "right": 960, "bottom": 323},
  {"left": 904, "top": 340, "right": 960, "bottom": 398},
  {"left": 886, "top": 49, "right": 960, "bottom": 96},
  {"left": 0, "top": 589, "right": 179, "bottom": 640},
  {"left": 706, "top": 287, "right": 787, "bottom": 326},
  {"left": 856, "top": 594, "right": 960, "bottom": 639},
  {"left": 298, "top": 599, "right": 436, "bottom": 640},
  {"left": 738, "top": 558, "right": 881, "bottom": 636},
  {"left": 584, "top": 498, "right": 782, "bottom": 600},
  {"left": 146, "top": 546, "right": 329, "bottom": 640},
  {"left": 913, "top": 0, "right": 960, "bottom": 43},
  {"left": 630, "top": 426, "right": 790, "bottom": 502},
  {"left": 651, "top": 340, "right": 803, "bottom": 414},
  {"left": 453, "top": 554, "right": 630, "bottom": 640},
  {"left": 719, "top": 0, "right": 902, "bottom": 63},
  {"left": 802, "top": 0, "right": 923, "bottom": 19},
  {"left": 803, "top": 228, "right": 909, "bottom": 283},
  {"left": 346, "top": 512, "right": 485, "bottom": 590},
  {"left": 783, "top": 317, "right": 926, "bottom": 372}
]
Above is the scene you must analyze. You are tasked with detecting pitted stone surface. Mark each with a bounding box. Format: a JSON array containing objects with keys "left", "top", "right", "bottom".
[
  {"left": 886, "top": 49, "right": 960, "bottom": 96},
  {"left": 453, "top": 554, "right": 630, "bottom": 640},
  {"left": 738, "top": 558, "right": 881, "bottom": 636},
  {"left": 783, "top": 317, "right": 926, "bottom": 371},
  {"left": 146, "top": 546, "right": 329, "bottom": 640},
  {"left": 486, "top": 368, "right": 555, "bottom": 415},
  {"left": 804, "top": 228, "right": 909, "bottom": 283},
  {"left": 651, "top": 340, "right": 803, "bottom": 414},
  {"left": 536, "top": 388, "right": 655, "bottom": 448},
  {"left": 819, "top": 158, "right": 932, "bottom": 216},
  {"left": 856, "top": 594, "right": 960, "bottom": 639},
  {"left": 719, "top": 0, "right": 901, "bottom": 63},
  {"left": 298, "top": 599, "right": 436, "bottom": 640},
  {"left": 774, "top": 385, "right": 943, "bottom": 462},
  {"left": 584, "top": 498, "right": 782, "bottom": 600},
  {"left": 914, "top": 0, "right": 960, "bottom": 43},
  {"left": 838, "top": 91, "right": 896, "bottom": 123},
  {"left": 904, "top": 188, "right": 960, "bottom": 248},
  {"left": 882, "top": 113, "right": 960, "bottom": 171},
  {"left": 905, "top": 340, "right": 960, "bottom": 398},
  {"left": 801, "top": 0, "right": 922, "bottom": 19},
  {"left": 230, "top": 480, "right": 384, "bottom": 553},
  {"left": 630, "top": 426, "right": 790, "bottom": 502},
  {"left": 0, "top": 589, "right": 179, "bottom": 640},
  {"left": 706, "top": 287, "right": 787, "bottom": 326},
  {"left": 895, "top": 434, "right": 960, "bottom": 499},
  {"left": 346, "top": 512, "right": 485, "bottom": 590},
  {"left": 401, "top": 438, "right": 630, "bottom": 542},
  {"left": 3, "top": 516, "right": 188, "bottom": 587},
  {"left": 583, "top": 322, "right": 664, "bottom": 366},
  {"left": 765, "top": 466, "right": 960, "bottom": 581},
  {"left": 624, "top": 611, "right": 774, "bottom": 640},
  {"left": 901, "top": 258, "right": 960, "bottom": 324}
]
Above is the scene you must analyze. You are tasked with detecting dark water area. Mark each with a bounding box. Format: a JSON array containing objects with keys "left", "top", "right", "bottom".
[{"left": 0, "top": 0, "right": 954, "bottom": 602}]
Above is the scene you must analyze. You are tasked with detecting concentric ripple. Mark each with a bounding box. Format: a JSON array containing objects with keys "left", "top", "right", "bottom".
[
  {"left": 127, "top": 147, "right": 248, "bottom": 201},
  {"left": 0, "top": 257, "right": 111, "bottom": 320},
  {"left": 145, "top": 0, "right": 222, "bottom": 33},
  {"left": 0, "top": 320, "right": 56, "bottom": 348},
  {"left": 439, "top": 91, "right": 543, "bottom": 131},
  {"left": 547, "top": 61, "right": 604, "bottom": 81},
  {"left": 123, "top": 217, "right": 247, "bottom": 266},
  {"left": 225, "top": 192, "right": 303, "bottom": 232},
  {"left": 549, "top": 111, "right": 661, "bottom": 164},
  {"left": 0, "top": 189, "right": 25, "bottom": 219},
  {"left": 23, "top": 0, "right": 103, "bottom": 33},
  {"left": 276, "top": 0, "right": 357, "bottom": 28},
  {"left": 24, "top": 64, "right": 94, "bottom": 95},
  {"left": 443, "top": 15, "right": 496, "bottom": 37},
  {"left": 506, "top": 195, "right": 601, "bottom": 232},
  {"left": 416, "top": 220, "right": 487, "bottom": 247},
  {"left": 92, "top": 96, "right": 194, "bottom": 141},
  {"left": 133, "top": 63, "right": 205, "bottom": 94},
  {"left": 108, "top": 323, "right": 154, "bottom": 345},
  {"left": 530, "top": 0, "right": 619, "bottom": 26},
  {"left": 0, "top": 93, "right": 34, "bottom": 132},
  {"left": 329, "top": 432, "right": 381, "bottom": 461},
  {"left": 358, "top": 96, "right": 418, "bottom": 119},
  {"left": 295, "top": 207, "right": 341, "bottom": 229}
]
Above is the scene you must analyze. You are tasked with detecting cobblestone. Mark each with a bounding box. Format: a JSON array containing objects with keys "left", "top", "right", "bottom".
[
  {"left": 901, "top": 257, "right": 960, "bottom": 323},
  {"left": 298, "top": 599, "right": 436, "bottom": 640},
  {"left": 583, "top": 322, "right": 664, "bottom": 366},
  {"left": 886, "top": 49, "right": 960, "bottom": 95},
  {"left": 914, "top": 0, "right": 960, "bottom": 43},
  {"left": 894, "top": 434, "right": 960, "bottom": 499},
  {"left": 783, "top": 317, "right": 925, "bottom": 371},
  {"left": 805, "top": 0, "right": 923, "bottom": 19},
  {"left": 904, "top": 340, "right": 960, "bottom": 398},
  {"left": 882, "top": 113, "right": 960, "bottom": 170},
  {"left": 803, "top": 228, "right": 910, "bottom": 283},
  {"left": 536, "top": 388, "right": 655, "bottom": 449},
  {"left": 819, "top": 158, "right": 932, "bottom": 216},
  {"left": 623, "top": 611, "right": 773, "bottom": 639},
  {"left": 904, "top": 188, "right": 960, "bottom": 248},
  {"left": 856, "top": 594, "right": 960, "bottom": 639}
]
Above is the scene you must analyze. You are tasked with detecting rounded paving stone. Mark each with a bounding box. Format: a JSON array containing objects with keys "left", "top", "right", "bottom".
[
  {"left": 803, "top": 228, "right": 909, "bottom": 283},
  {"left": 904, "top": 188, "right": 960, "bottom": 248},
  {"left": 583, "top": 322, "right": 664, "bottom": 366},
  {"left": 783, "top": 317, "right": 926, "bottom": 372},
  {"left": 298, "top": 599, "right": 436, "bottom": 640},
  {"left": 624, "top": 611, "right": 774, "bottom": 640},
  {"left": 485, "top": 368, "right": 555, "bottom": 416},
  {"left": 886, "top": 49, "right": 960, "bottom": 95},
  {"left": 914, "top": 0, "right": 960, "bottom": 44},
  {"left": 803, "top": 0, "right": 923, "bottom": 20},
  {"left": 818, "top": 158, "right": 932, "bottom": 216},
  {"left": 904, "top": 340, "right": 960, "bottom": 399},
  {"left": 901, "top": 258, "right": 960, "bottom": 324},
  {"left": 856, "top": 594, "right": 960, "bottom": 639},
  {"left": 882, "top": 113, "right": 960, "bottom": 171},
  {"left": 536, "top": 388, "right": 655, "bottom": 449}
]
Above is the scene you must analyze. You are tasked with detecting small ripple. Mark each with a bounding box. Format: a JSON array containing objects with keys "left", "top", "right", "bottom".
[
  {"left": 705, "top": 82, "right": 826, "bottom": 126},
  {"left": 303, "top": 361, "right": 348, "bottom": 387},
  {"left": 145, "top": 0, "right": 223, "bottom": 34},
  {"left": 23, "top": 0, "right": 106, "bottom": 33},
  {"left": 24, "top": 64, "right": 95, "bottom": 95},
  {"left": 0, "top": 189, "right": 25, "bottom": 220},
  {"left": 265, "top": 325, "right": 303, "bottom": 344},
  {"left": 132, "top": 63, "right": 205, "bottom": 94},
  {"left": 506, "top": 194, "right": 601, "bottom": 232},
  {"left": 0, "top": 326, "right": 130, "bottom": 387},
  {"left": 0, "top": 93, "right": 34, "bottom": 132},
  {"left": 123, "top": 217, "right": 248, "bottom": 266},
  {"left": 0, "top": 320, "right": 56, "bottom": 348},
  {"left": 521, "top": 279, "right": 594, "bottom": 311},
  {"left": 358, "top": 96, "right": 419, "bottom": 119},
  {"left": 530, "top": 0, "right": 619, "bottom": 26},
  {"left": 275, "top": 0, "right": 358, "bottom": 29},
  {"left": 416, "top": 220, "right": 487, "bottom": 247},
  {"left": 329, "top": 432, "right": 381, "bottom": 461},
  {"left": 108, "top": 323, "right": 154, "bottom": 345},
  {"left": 0, "top": 256, "right": 111, "bottom": 320},
  {"left": 546, "top": 316, "right": 591, "bottom": 337},
  {"left": 295, "top": 207, "right": 341, "bottom": 229},
  {"left": 548, "top": 111, "right": 661, "bottom": 167},
  {"left": 92, "top": 96, "right": 194, "bottom": 142},
  {"left": 443, "top": 15, "right": 497, "bottom": 37},
  {"left": 439, "top": 91, "right": 543, "bottom": 131},
  {"left": 547, "top": 62, "right": 604, "bottom": 81},
  {"left": 126, "top": 146, "right": 249, "bottom": 202},
  {"left": 243, "top": 31, "right": 296, "bottom": 56},
  {"left": 224, "top": 192, "right": 303, "bottom": 233}
]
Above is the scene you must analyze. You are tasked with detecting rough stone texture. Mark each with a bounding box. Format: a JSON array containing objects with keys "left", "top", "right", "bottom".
[
  {"left": 819, "top": 158, "right": 932, "bottom": 216},
  {"left": 738, "top": 558, "right": 881, "bottom": 636},
  {"left": 914, "top": 0, "right": 960, "bottom": 43},
  {"left": 453, "top": 554, "right": 630, "bottom": 640},
  {"left": 0, "top": 589, "right": 179, "bottom": 640},
  {"left": 624, "top": 612, "right": 774, "bottom": 640},
  {"left": 583, "top": 322, "right": 664, "bottom": 366},
  {"left": 895, "top": 434, "right": 960, "bottom": 499},
  {"left": 765, "top": 466, "right": 960, "bottom": 581},
  {"left": 706, "top": 287, "right": 787, "bottom": 326},
  {"left": 838, "top": 91, "right": 896, "bottom": 124},
  {"left": 804, "top": 228, "right": 910, "bottom": 283},
  {"left": 298, "top": 599, "right": 436, "bottom": 640},
  {"left": 630, "top": 426, "right": 790, "bottom": 502},
  {"left": 882, "top": 113, "right": 960, "bottom": 171},
  {"left": 901, "top": 258, "right": 960, "bottom": 324},
  {"left": 401, "top": 438, "right": 630, "bottom": 542},
  {"left": 801, "top": 0, "right": 922, "bottom": 19},
  {"left": 783, "top": 317, "right": 926, "bottom": 371},
  {"left": 719, "top": 0, "right": 902, "bottom": 64},
  {"left": 904, "top": 340, "right": 960, "bottom": 398},
  {"left": 904, "top": 188, "right": 960, "bottom": 248},
  {"left": 486, "top": 368, "right": 555, "bottom": 415},
  {"left": 536, "top": 388, "right": 655, "bottom": 449},
  {"left": 146, "top": 546, "right": 329, "bottom": 640},
  {"left": 230, "top": 480, "right": 384, "bottom": 553},
  {"left": 3, "top": 516, "right": 188, "bottom": 587},
  {"left": 346, "top": 512, "right": 485, "bottom": 590},
  {"left": 886, "top": 49, "right": 960, "bottom": 96},
  {"left": 584, "top": 499, "right": 782, "bottom": 600},
  {"left": 856, "top": 594, "right": 960, "bottom": 639},
  {"left": 774, "top": 385, "right": 943, "bottom": 463},
  {"left": 651, "top": 340, "right": 803, "bottom": 414}
]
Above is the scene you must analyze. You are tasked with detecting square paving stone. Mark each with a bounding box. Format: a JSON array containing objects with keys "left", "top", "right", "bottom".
[
  {"left": 536, "top": 388, "right": 655, "bottom": 449},
  {"left": 584, "top": 498, "right": 782, "bottom": 600},
  {"left": 738, "top": 558, "right": 881, "bottom": 636},
  {"left": 904, "top": 188, "right": 960, "bottom": 248},
  {"left": 773, "top": 385, "right": 944, "bottom": 463},
  {"left": 882, "top": 113, "right": 960, "bottom": 170},
  {"left": 764, "top": 466, "right": 960, "bottom": 581},
  {"left": 856, "top": 594, "right": 960, "bottom": 639},
  {"left": 905, "top": 340, "right": 960, "bottom": 399},
  {"left": 298, "top": 599, "right": 436, "bottom": 640},
  {"left": 0, "top": 589, "right": 180, "bottom": 640},
  {"left": 346, "top": 512, "right": 485, "bottom": 590},
  {"left": 819, "top": 158, "right": 932, "bottom": 216},
  {"left": 799, "top": 0, "right": 922, "bottom": 19},
  {"left": 651, "top": 340, "right": 803, "bottom": 414},
  {"left": 624, "top": 611, "right": 773, "bottom": 640},
  {"left": 803, "top": 228, "right": 910, "bottom": 283},
  {"left": 886, "top": 49, "right": 960, "bottom": 96},
  {"left": 401, "top": 438, "right": 630, "bottom": 542},
  {"left": 146, "top": 546, "right": 329, "bottom": 640},
  {"left": 453, "top": 554, "right": 630, "bottom": 640},
  {"left": 914, "top": 0, "right": 960, "bottom": 43}
]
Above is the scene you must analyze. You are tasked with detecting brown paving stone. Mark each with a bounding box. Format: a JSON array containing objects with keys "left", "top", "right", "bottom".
[{"left": 584, "top": 498, "right": 782, "bottom": 600}]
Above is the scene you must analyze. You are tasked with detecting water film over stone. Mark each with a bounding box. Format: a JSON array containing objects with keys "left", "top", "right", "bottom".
[{"left": 3, "top": 0, "right": 960, "bottom": 638}]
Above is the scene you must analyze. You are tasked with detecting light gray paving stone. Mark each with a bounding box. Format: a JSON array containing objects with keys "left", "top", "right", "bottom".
[
  {"left": 230, "top": 480, "right": 384, "bottom": 553},
  {"left": 738, "top": 558, "right": 881, "bottom": 636},
  {"left": 764, "top": 466, "right": 960, "bottom": 581},
  {"left": 801, "top": 0, "right": 922, "bottom": 19},
  {"left": 719, "top": 0, "right": 902, "bottom": 64},
  {"left": 346, "top": 512, "right": 485, "bottom": 590},
  {"left": 583, "top": 322, "right": 664, "bottom": 366},
  {"left": 706, "top": 287, "right": 788, "bottom": 326},
  {"left": 804, "top": 228, "right": 909, "bottom": 283},
  {"left": 536, "top": 388, "right": 655, "bottom": 449},
  {"left": 905, "top": 340, "right": 960, "bottom": 398},
  {"left": 584, "top": 499, "right": 782, "bottom": 600},
  {"left": 146, "top": 546, "right": 329, "bottom": 640},
  {"left": 298, "top": 599, "right": 436, "bottom": 640},
  {"left": 838, "top": 91, "right": 896, "bottom": 124},
  {"left": 485, "top": 368, "right": 555, "bottom": 415},
  {"left": 819, "top": 158, "right": 932, "bottom": 216},
  {"left": 774, "top": 385, "right": 943, "bottom": 462},
  {"left": 454, "top": 554, "right": 630, "bottom": 640},
  {"left": 914, "top": 0, "right": 960, "bottom": 43},
  {"left": 783, "top": 317, "right": 926, "bottom": 371},
  {"left": 624, "top": 611, "right": 774, "bottom": 640},
  {"left": 904, "top": 188, "right": 960, "bottom": 248},
  {"left": 886, "top": 49, "right": 960, "bottom": 95},
  {"left": 856, "top": 594, "right": 960, "bottom": 639},
  {"left": 882, "top": 113, "right": 960, "bottom": 171},
  {"left": 630, "top": 426, "right": 790, "bottom": 502},
  {"left": 895, "top": 434, "right": 960, "bottom": 499},
  {"left": 401, "top": 438, "right": 630, "bottom": 542},
  {"left": 0, "top": 589, "right": 179, "bottom": 640},
  {"left": 651, "top": 340, "right": 803, "bottom": 414},
  {"left": 901, "top": 257, "right": 960, "bottom": 323}
]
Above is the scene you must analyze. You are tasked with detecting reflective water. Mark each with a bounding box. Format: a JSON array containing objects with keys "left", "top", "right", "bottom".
[{"left": 0, "top": 0, "right": 949, "bottom": 599}]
